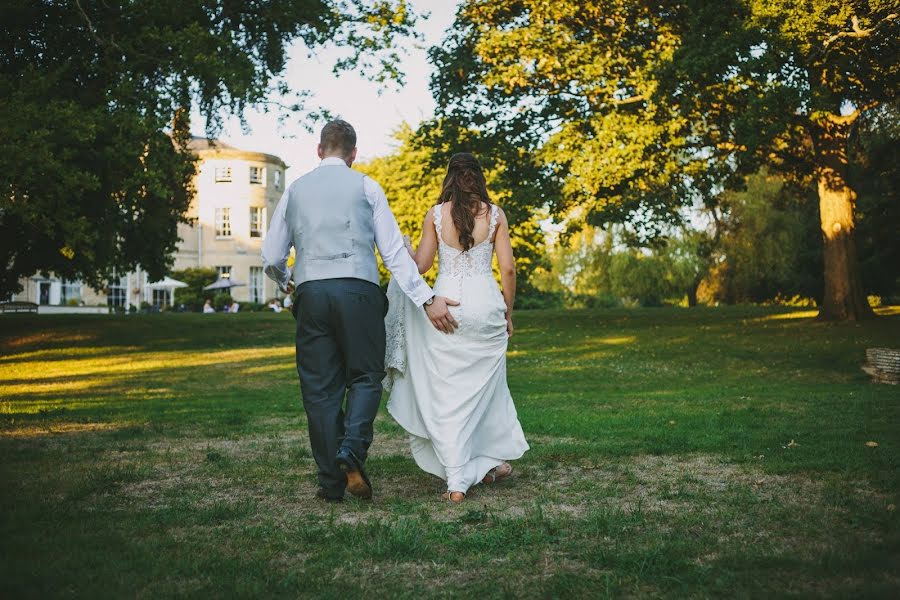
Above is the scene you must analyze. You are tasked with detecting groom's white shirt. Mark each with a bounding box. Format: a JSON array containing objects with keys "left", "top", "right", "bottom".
[{"left": 261, "top": 156, "right": 433, "bottom": 306}]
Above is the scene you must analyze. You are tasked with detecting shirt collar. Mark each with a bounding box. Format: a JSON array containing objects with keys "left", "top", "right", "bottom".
[{"left": 319, "top": 156, "right": 348, "bottom": 167}]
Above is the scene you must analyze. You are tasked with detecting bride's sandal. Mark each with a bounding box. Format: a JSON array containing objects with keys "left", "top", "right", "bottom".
[
  {"left": 442, "top": 491, "right": 466, "bottom": 503},
  {"left": 481, "top": 462, "right": 513, "bottom": 485}
]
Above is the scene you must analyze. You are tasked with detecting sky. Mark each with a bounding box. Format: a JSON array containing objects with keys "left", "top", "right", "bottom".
[{"left": 190, "top": 0, "right": 460, "bottom": 179}]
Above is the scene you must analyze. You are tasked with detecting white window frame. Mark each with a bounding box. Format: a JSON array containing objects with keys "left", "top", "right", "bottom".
[
  {"left": 249, "top": 206, "right": 265, "bottom": 239},
  {"left": 60, "top": 279, "right": 82, "bottom": 304},
  {"left": 274, "top": 170, "right": 281, "bottom": 189},
  {"left": 249, "top": 166, "right": 265, "bottom": 185},
  {"left": 107, "top": 275, "right": 128, "bottom": 308},
  {"left": 215, "top": 207, "right": 232, "bottom": 238},
  {"left": 216, "top": 265, "right": 232, "bottom": 280},
  {"left": 214, "top": 166, "right": 232, "bottom": 182},
  {"left": 249, "top": 266, "right": 264, "bottom": 303}
]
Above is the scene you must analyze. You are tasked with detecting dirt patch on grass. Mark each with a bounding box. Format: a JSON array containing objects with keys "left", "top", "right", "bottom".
[{"left": 110, "top": 424, "right": 889, "bottom": 533}]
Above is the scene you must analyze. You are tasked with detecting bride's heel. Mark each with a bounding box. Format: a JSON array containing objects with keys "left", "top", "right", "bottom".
[
  {"left": 481, "top": 462, "right": 513, "bottom": 485},
  {"left": 442, "top": 491, "right": 466, "bottom": 503}
]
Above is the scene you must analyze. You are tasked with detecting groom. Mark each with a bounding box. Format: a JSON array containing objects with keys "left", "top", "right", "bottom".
[{"left": 262, "top": 119, "right": 458, "bottom": 502}]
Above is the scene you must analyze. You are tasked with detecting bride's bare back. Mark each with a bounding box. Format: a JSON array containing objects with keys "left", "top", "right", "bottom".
[{"left": 437, "top": 201, "right": 494, "bottom": 251}]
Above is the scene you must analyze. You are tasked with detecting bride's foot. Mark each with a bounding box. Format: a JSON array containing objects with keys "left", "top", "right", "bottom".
[
  {"left": 481, "top": 462, "right": 513, "bottom": 484},
  {"left": 442, "top": 491, "right": 466, "bottom": 503}
]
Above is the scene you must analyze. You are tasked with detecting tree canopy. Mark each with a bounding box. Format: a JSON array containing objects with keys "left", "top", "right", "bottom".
[
  {"left": 1, "top": 0, "right": 418, "bottom": 296},
  {"left": 429, "top": 0, "right": 899, "bottom": 319}
]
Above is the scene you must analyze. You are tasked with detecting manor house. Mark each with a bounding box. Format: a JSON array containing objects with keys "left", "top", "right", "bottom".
[{"left": 12, "top": 138, "right": 288, "bottom": 309}]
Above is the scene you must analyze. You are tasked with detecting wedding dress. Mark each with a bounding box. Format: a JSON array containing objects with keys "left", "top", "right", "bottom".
[{"left": 384, "top": 204, "right": 529, "bottom": 494}]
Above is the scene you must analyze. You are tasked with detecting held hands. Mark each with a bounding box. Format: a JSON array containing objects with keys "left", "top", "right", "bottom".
[
  {"left": 425, "top": 296, "right": 460, "bottom": 333},
  {"left": 402, "top": 234, "right": 414, "bottom": 258}
]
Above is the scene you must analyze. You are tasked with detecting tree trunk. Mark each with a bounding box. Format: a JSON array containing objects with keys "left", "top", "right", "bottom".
[
  {"left": 811, "top": 116, "right": 874, "bottom": 321},
  {"left": 686, "top": 281, "right": 699, "bottom": 307}
]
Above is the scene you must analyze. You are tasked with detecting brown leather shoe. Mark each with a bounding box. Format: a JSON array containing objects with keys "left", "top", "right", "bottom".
[{"left": 336, "top": 448, "right": 372, "bottom": 499}]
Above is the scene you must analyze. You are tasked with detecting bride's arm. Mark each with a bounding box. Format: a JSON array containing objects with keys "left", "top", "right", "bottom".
[
  {"left": 410, "top": 209, "right": 438, "bottom": 275},
  {"left": 494, "top": 208, "right": 516, "bottom": 335}
]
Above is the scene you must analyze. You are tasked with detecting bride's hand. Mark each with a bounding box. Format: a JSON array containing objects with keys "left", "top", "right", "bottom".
[
  {"left": 505, "top": 313, "right": 514, "bottom": 337},
  {"left": 402, "top": 234, "right": 415, "bottom": 257}
]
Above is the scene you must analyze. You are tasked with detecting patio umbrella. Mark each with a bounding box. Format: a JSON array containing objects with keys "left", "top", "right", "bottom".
[
  {"left": 147, "top": 276, "right": 189, "bottom": 309},
  {"left": 147, "top": 276, "right": 189, "bottom": 290},
  {"left": 203, "top": 278, "right": 246, "bottom": 291}
]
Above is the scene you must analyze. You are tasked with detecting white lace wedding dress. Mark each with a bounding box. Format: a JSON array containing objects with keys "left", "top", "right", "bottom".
[{"left": 384, "top": 204, "right": 529, "bottom": 494}]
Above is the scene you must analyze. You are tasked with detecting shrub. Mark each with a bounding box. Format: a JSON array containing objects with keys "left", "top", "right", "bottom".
[
  {"left": 515, "top": 289, "right": 565, "bottom": 310},
  {"left": 172, "top": 267, "right": 219, "bottom": 311},
  {"left": 213, "top": 292, "right": 233, "bottom": 312}
]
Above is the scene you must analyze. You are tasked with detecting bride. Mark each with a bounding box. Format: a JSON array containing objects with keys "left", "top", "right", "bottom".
[{"left": 384, "top": 152, "right": 529, "bottom": 503}]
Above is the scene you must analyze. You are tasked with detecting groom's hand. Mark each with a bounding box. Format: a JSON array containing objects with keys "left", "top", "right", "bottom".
[{"left": 425, "top": 296, "right": 460, "bottom": 333}]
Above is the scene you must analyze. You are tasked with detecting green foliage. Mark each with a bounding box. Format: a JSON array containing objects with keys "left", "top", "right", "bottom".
[
  {"left": 357, "top": 124, "right": 550, "bottom": 298},
  {"left": 357, "top": 125, "right": 445, "bottom": 283},
  {"left": 709, "top": 171, "right": 821, "bottom": 304},
  {"left": 430, "top": 0, "right": 899, "bottom": 317},
  {"left": 213, "top": 292, "right": 233, "bottom": 312},
  {"left": 172, "top": 267, "right": 218, "bottom": 312},
  {"left": 536, "top": 226, "right": 704, "bottom": 307},
  {"left": 0, "top": 0, "right": 420, "bottom": 297},
  {"left": 429, "top": 1, "right": 702, "bottom": 235},
  {"left": 851, "top": 105, "right": 900, "bottom": 300}
]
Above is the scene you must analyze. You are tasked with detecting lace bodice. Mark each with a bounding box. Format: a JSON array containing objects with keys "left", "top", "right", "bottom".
[{"left": 434, "top": 204, "right": 498, "bottom": 280}]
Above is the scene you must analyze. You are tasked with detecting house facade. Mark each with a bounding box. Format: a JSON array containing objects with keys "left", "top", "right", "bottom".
[{"left": 12, "top": 138, "right": 288, "bottom": 309}]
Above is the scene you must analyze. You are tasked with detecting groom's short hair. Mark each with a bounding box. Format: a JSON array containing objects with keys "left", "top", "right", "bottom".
[{"left": 320, "top": 119, "right": 356, "bottom": 158}]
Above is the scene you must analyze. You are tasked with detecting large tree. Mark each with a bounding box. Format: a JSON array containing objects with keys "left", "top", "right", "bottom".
[
  {"left": 1, "top": 0, "right": 418, "bottom": 296},
  {"left": 430, "top": 0, "right": 898, "bottom": 320}
]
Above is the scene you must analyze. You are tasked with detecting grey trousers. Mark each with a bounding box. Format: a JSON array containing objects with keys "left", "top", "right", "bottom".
[{"left": 294, "top": 278, "right": 387, "bottom": 496}]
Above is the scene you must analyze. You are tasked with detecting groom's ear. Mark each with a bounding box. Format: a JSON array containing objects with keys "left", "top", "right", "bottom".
[
  {"left": 317, "top": 144, "right": 325, "bottom": 159},
  {"left": 347, "top": 147, "right": 357, "bottom": 165}
]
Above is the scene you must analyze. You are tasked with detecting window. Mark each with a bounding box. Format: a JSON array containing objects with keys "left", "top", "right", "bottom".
[
  {"left": 107, "top": 275, "right": 127, "bottom": 308},
  {"left": 274, "top": 170, "right": 281, "bottom": 189},
  {"left": 216, "top": 266, "right": 232, "bottom": 280},
  {"left": 215, "top": 207, "right": 231, "bottom": 238},
  {"left": 214, "top": 166, "right": 232, "bottom": 182},
  {"left": 250, "top": 206, "right": 265, "bottom": 238},
  {"left": 152, "top": 289, "right": 169, "bottom": 309},
  {"left": 249, "top": 267, "right": 263, "bottom": 303},
  {"left": 60, "top": 279, "right": 82, "bottom": 304},
  {"left": 249, "top": 166, "right": 265, "bottom": 185}
]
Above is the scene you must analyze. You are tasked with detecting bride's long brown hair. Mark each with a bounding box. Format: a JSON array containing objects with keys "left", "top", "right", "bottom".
[{"left": 438, "top": 152, "right": 491, "bottom": 251}]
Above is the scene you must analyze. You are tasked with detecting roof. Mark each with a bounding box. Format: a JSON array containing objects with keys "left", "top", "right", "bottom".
[
  {"left": 186, "top": 137, "right": 288, "bottom": 169},
  {"left": 187, "top": 137, "right": 236, "bottom": 152}
]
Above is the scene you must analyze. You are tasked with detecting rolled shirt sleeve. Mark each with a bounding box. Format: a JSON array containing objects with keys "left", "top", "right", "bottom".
[
  {"left": 261, "top": 189, "right": 292, "bottom": 290},
  {"left": 364, "top": 176, "right": 434, "bottom": 306}
]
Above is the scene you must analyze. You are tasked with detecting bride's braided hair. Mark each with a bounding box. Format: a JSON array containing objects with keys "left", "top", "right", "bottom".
[{"left": 438, "top": 153, "right": 491, "bottom": 251}]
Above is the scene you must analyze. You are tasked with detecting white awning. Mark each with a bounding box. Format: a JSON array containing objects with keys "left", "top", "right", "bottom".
[{"left": 147, "top": 276, "right": 189, "bottom": 290}]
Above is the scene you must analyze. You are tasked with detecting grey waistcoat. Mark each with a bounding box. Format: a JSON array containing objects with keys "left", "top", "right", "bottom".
[{"left": 285, "top": 164, "right": 379, "bottom": 287}]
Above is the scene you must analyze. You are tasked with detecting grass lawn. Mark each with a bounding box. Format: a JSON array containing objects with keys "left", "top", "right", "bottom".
[{"left": 1, "top": 306, "right": 899, "bottom": 598}]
